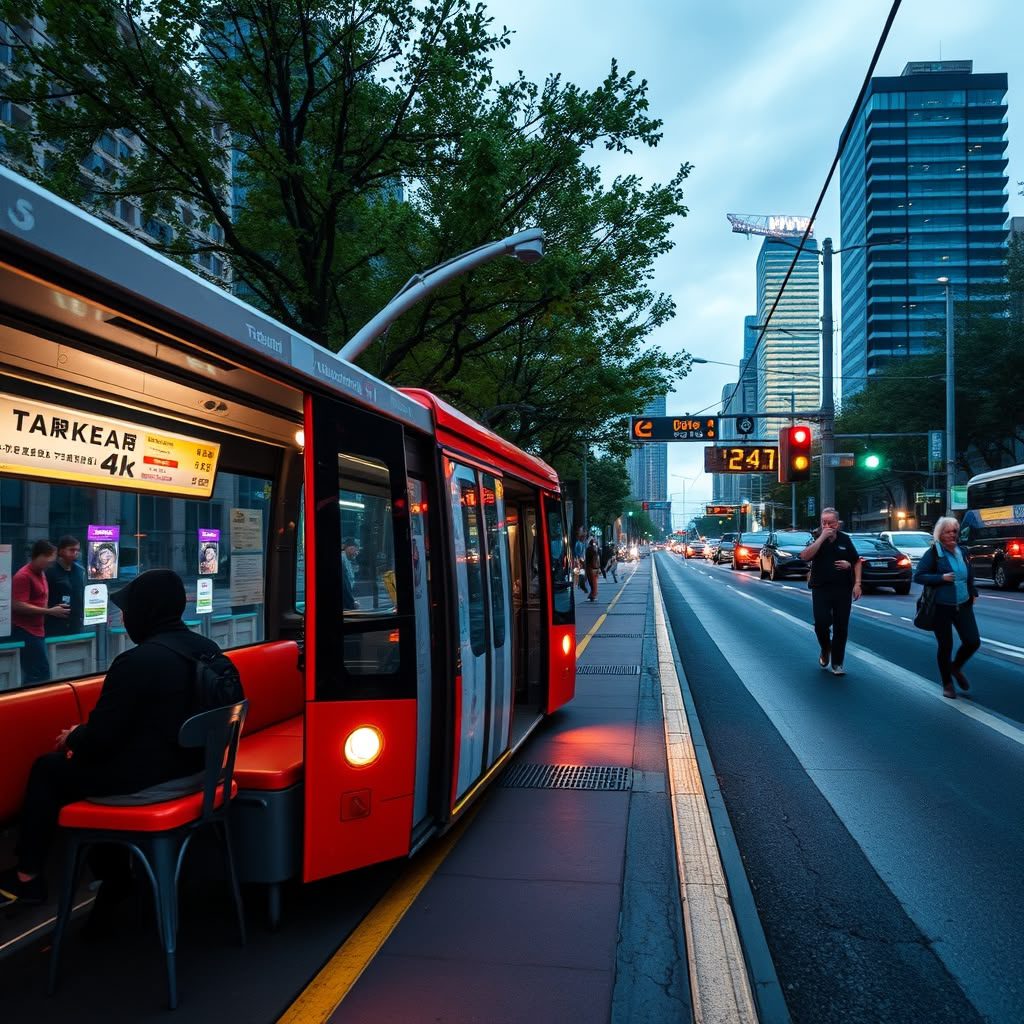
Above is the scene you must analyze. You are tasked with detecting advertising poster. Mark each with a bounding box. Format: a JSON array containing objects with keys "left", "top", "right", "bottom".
[
  {"left": 229, "top": 508, "right": 265, "bottom": 606},
  {"left": 87, "top": 525, "right": 120, "bottom": 580},
  {"left": 196, "top": 578, "right": 213, "bottom": 615},
  {"left": 198, "top": 528, "right": 220, "bottom": 575},
  {"left": 83, "top": 583, "right": 108, "bottom": 625},
  {"left": 0, "top": 543, "right": 11, "bottom": 636}
]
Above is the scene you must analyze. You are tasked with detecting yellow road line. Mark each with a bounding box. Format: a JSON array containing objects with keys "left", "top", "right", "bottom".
[
  {"left": 575, "top": 566, "right": 634, "bottom": 657},
  {"left": 278, "top": 807, "right": 479, "bottom": 1024}
]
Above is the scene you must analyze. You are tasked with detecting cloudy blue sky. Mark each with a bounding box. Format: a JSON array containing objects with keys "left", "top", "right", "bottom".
[{"left": 485, "top": 0, "right": 1022, "bottom": 521}]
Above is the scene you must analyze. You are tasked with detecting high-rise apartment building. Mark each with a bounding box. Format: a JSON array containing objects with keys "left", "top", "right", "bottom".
[
  {"left": 839, "top": 60, "right": 1009, "bottom": 401},
  {"left": 628, "top": 395, "right": 669, "bottom": 534},
  {"left": 756, "top": 236, "right": 821, "bottom": 436}
]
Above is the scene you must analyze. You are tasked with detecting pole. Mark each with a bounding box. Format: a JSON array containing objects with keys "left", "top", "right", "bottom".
[
  {"left": 790, "top": 393, "right": 796, "bottom": 528},
  {"left": 820, "top": 237, "right": 836, "bottom": 514},
  {"left": 582, "top": 443, "right": 589, "bottom": 535},
  {"left": 944, "top": 282, "right": 955, "bottom": 513}
]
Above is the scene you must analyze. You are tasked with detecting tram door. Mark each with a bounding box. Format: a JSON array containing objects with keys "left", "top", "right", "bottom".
[{"left": 446, "top": 459, "right": 514, "bottom": 806}]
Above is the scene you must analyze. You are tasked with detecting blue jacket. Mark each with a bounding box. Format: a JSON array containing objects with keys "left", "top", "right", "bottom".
[{"left": 913, "top": 543, "right": 979, "bottom": 606}]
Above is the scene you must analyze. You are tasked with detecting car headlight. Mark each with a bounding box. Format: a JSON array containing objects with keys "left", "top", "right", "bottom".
[{"left": 776, "top": 551, "right": 793, "bottom": 561}]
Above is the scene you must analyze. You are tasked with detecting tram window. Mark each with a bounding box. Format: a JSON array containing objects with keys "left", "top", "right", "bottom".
[
  {"left": 0, "top": 471, "right": 271, "bottom": 690},
  {"left": 481, "top": 474, "right": 507, "bottom": 649},
  {"left": 545, "top": 499, "right": 573, "bottom": 623},
  {"left": 448, "top": 463, "right": 487, "bottom": 658},
  {"left": 337, "top": 454, "right": 398, "bottom": 620}
]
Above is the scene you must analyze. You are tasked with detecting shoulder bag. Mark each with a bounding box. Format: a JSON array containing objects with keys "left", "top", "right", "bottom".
[{"left": 913, "top": 544, "right": 940, "bottom": 630}]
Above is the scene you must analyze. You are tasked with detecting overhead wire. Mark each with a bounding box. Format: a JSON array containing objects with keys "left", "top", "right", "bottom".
[{"left": 719, "top": 0, "right": 904, "bottom": 420}]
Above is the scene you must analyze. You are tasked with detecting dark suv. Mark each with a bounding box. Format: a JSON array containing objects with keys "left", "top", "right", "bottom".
[
  {"left": 758, "top": 531, "right": 815, "bottom": 581},
  {"left": 960, "top": 523, "right": 1024, "bottom": 591}
]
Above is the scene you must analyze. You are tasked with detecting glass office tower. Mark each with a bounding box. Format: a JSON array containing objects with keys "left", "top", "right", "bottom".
[
  {"left": 839, "top": 61, "right": 1009, "bottom": 401},
  {"left": 628, "top": 395, "right": 669, "bottom": 534},
  {"left": 756, "top": 237, "right": 821, "bottom": 436}
]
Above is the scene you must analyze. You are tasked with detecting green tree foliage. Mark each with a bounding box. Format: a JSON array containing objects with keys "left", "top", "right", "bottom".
[
  {"left": 571, "top": 453, "right": 630, "bottom": 533},
  {"left": 0, "top": 0, "right": 692, "bottom": 470}
]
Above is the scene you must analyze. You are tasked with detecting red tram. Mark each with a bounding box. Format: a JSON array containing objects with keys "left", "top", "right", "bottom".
[{"left": 0, "top": 165, "right": 576, "bottom": 918}]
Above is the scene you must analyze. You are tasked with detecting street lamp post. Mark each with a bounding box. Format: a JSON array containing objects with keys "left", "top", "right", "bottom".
[
  {"left": 938, "top": 276, "right": 955, "bottom": 512},
  {"left": 339, "top": 228, "right": 545, "bottom": 362}
]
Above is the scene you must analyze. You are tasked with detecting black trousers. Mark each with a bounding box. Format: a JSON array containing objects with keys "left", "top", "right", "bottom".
[
  {"left": 932, "top": 601, "right": 980, "bottom": 685},
  {"left": 15, "top": 752, "right": 88, "bottom": 875},
  {"left": 811, "top": 585, "right": 854, "bottom": 667}
]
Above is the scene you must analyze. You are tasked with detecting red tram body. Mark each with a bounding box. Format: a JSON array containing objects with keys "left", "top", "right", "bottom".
[{"left": 0, "top": 165, "right": 576, "bottom": 909}]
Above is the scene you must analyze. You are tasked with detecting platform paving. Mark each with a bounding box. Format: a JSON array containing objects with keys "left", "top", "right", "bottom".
[{"left": 332, "top": 559, "right": 691, "bottom": 1024}]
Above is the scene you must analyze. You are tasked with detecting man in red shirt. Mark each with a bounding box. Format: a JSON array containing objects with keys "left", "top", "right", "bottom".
[{"left": 11, "top": 540, "right": 69, "bottom": 685}]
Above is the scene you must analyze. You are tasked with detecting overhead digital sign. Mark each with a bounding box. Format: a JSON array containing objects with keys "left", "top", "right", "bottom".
[
  {"left": 631, "top": 416, "right": 718, "bottom": 442},
  {"left": 0, "top": 393, "right": 221, "bottom": 499},
  {"left": 704, "top": 445, "right": 779, "bottom": 474}
]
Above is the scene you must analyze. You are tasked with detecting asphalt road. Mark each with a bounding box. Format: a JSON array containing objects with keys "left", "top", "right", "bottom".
[{"left": 657, "top": 551, "right": 1024, "bottom": 1024}]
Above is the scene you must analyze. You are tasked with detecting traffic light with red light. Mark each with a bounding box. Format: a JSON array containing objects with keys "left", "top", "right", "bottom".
[{"left": 778, "top": 425, "right": 812, "bottom": 483}]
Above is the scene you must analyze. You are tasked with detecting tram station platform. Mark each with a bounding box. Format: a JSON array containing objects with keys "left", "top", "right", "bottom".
[{"left": 286, "top": 557, "right": 766, "bottom": 1024}]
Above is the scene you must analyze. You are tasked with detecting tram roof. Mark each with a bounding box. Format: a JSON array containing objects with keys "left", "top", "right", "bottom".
[
  {"left": 402, "top": 388, "right": 559, "bottom": 491},
  {"left": 0, "top": 164, "right": 432, "bottom": 434}
]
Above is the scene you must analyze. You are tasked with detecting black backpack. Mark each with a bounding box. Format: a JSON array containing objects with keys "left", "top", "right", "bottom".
[{"left": 152, "top": 637, "right": 245, "bottom": 712}]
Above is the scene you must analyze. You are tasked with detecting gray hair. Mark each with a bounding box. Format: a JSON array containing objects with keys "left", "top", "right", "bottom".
[
  {"left": 932, "top": 516, "right": 959, "bottom": 543},
  {"left": 821, "top": 507, "right": 839, "bottom": 522}
]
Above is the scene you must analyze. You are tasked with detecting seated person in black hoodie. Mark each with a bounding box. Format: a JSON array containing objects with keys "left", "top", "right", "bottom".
[{"left": 0, "top": 569, "right": 221, "bottom": 907}]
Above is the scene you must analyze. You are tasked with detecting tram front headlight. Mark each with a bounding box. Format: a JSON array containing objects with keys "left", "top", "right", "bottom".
[{"left": 344, "top": 726, "right": 383, "bottom": 768}]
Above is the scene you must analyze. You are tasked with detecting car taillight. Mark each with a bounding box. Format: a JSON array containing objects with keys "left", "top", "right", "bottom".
[
  {"left": 737, "top": 547, "right": 748, "bottom": 556},
  {"left": 1008, "top": 541, "right": 1022, "bottom": 557},
  {"left": 897, "top": 556, "right": 910, "bottom": 567}
]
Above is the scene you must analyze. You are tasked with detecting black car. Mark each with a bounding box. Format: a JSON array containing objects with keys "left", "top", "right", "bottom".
[
  {"left": 960, "top": 522, "right": 1024, "bottom": 591},
  {"left": 714, "top": 532, "right": 738, "bottom": 564},
  {"left": 758, "top": 531, "right": 815, "bottom": 581},
  {"left": 849, "top": 533, "right": 912, "bottom": 594}
]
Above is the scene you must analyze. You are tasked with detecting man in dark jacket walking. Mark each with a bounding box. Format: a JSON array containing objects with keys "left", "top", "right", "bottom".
[
  {"left": 800, "top": 508, "right": 862, "bottom": 676},
  {"left": 1, "top": 569, "right": 221, "bottom": 907}
]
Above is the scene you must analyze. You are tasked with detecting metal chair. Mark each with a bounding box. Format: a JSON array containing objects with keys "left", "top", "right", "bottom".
[{"left": 48, "top": 700, "right": 248, "bottom": 1009}]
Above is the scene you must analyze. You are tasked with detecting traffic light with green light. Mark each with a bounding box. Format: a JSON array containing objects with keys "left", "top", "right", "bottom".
[{"left": 860, "top": 452, "right": 882, "bottom": 470}]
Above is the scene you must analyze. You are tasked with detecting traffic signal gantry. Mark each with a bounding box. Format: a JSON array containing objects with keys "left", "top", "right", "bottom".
[{"left": 778, "top": 425, "right": 812, "bottom": 484}]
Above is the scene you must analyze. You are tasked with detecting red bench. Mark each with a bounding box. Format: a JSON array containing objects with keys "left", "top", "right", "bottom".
[{"left": 0, "top": 639, "right": 305, "bottom": 924}]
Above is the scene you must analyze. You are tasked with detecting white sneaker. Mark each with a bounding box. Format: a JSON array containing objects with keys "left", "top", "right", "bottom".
[{"left": 831, "top": 664, "right": 846, "bottom": 676}]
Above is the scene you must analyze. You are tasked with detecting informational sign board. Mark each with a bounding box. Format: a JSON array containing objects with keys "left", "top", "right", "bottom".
[
  {"left": 87, "top": 525, "right": 120, "bottom": 580},
  {"left": 229, "top": 508, "right": 265, "bottom": 606},
  {"left": 631, "top": 416, "right": 718, "bottom": 442},
  {"left": 83, "top": 583, "right": 108, "bottom": 625},
  {"left": 704, "top": 445, "right": 778, "bottom": 474},
  {"left": 706, "top": 504, "right": 741, "bottom": 515},
  {"left": 928, "top": 430, "right": 945, "bottom": 472},
  {"left": 808, "top": 497, "right": 817, "bottom": 516},
  {"left": 198, "top": 528, "right": 220, "bottom": 575},
  {"left": 196, "top": 578, "right": 213, "bottom": 615},
  {"left": 0, "top": 393, "right": 220, "bottom": 498}
]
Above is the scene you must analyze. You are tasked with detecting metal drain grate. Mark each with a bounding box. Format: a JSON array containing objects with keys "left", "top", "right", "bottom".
[
  {"left": 577, "top": 664, "right": 641, "bottom": 675},
  {"left": 502, "top": 763, "right": 633, "bottom": 790},
  {"left": 590, "top": 632, "right": 643, "bottom": 638}
]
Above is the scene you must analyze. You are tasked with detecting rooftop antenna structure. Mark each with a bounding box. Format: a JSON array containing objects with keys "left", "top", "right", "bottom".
[{"left": 726, "top": 213, "right": 814, "bottom": 239}]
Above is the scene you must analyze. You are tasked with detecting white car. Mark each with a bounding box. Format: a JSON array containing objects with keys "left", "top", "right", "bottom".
[{"left": 878, "top": 530, "right": 933, "bottom": 568}]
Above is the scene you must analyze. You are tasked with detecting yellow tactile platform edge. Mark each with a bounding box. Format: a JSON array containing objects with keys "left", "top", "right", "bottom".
[{"left": 652, "top": 563, "right": 760, "bottom": 1024}]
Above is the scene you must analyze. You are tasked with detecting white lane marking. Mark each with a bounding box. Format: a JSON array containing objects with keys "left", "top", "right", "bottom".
[
  {"left": 901, "top": 616, "right": 913, "bottom": 622},
  {"left": 980, "top": 636, "right": 1024, "bottom": 656},
  {"left": 689, "top": 569, "right": 1024, "bottom": 749},
  {"left": 725, "top": 586, "right": 758, "bottom": 602},
  {"left": 859, "top": 607, "right": 893, "bottom": 616}
]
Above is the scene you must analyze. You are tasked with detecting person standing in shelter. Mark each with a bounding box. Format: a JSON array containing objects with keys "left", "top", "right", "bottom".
[
  {"left": 913, "top": 516, "right": 980, "bottom": 700},
  {"left": 584, "top": 537, "right": 602, "bottom": 602},
  {"left": 341, "top": 536, "right": 360, "bottom": 610},
  {"left": 11, "top": 540, "right": 69, "bottom": 685},
  {"left": 45, "top": 535, "right": 86, "bottom": 637},
  {"left": 800, "top": 508, "right": 862, "bottom": 676},
  {"left": 0, "top": 569, "right": 220, "bottom": 908}
]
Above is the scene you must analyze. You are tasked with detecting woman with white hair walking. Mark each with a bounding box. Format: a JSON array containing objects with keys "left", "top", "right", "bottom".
[{"left": 913, "top": 516, "right": 980, "bottom": 699}]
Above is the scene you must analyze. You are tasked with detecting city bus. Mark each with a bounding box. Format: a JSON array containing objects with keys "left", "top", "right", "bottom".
[
  {"left": 961, "top": 464, "right": 1024, "bottom": 590},
  {"left": 0, "top": 164, "right": 576, "bottom": 911}
]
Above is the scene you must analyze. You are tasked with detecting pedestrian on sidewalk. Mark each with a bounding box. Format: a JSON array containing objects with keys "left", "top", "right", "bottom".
[
  {"left": 584, "top": 537, "right": 602, "bottom": 602},
  {"left": 800, "top": 508, "right": 862, "bottom": 675},
  {"left": 574, "top": 527, "right": 589, "bottom": 596},
  {"left": 913, "top": 516, "right": 980, "bottom": 699},
  {"left": 601, "top": 539, "right": 619, "bottom": 583}
]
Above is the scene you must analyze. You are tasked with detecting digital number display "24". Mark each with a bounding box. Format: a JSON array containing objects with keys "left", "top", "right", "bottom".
[{"left": 703, "top": 445, "right": 779, "bottom": 473}]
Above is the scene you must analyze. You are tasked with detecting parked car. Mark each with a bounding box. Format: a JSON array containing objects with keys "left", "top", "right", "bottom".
[
  {"left": 731, "top": 532, "right": 771, "bottom": 571},
  {"left": 959, "top": 523, "right": 1024, "bottom": 591},
  {"left": 685, "top": 539, "right": 706, "bottom": 559},
  {"left": 849, "top": 533, "right": 912, "bottom": 594},
  {"left": 878, "top": 530, "right": 933, "bottom": 568},
  {"left": 758, "top": 531, "right": 815, "bottom": 581},
  {"left": 714, "top": 533, "right": 738, "bottom": 564}
]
